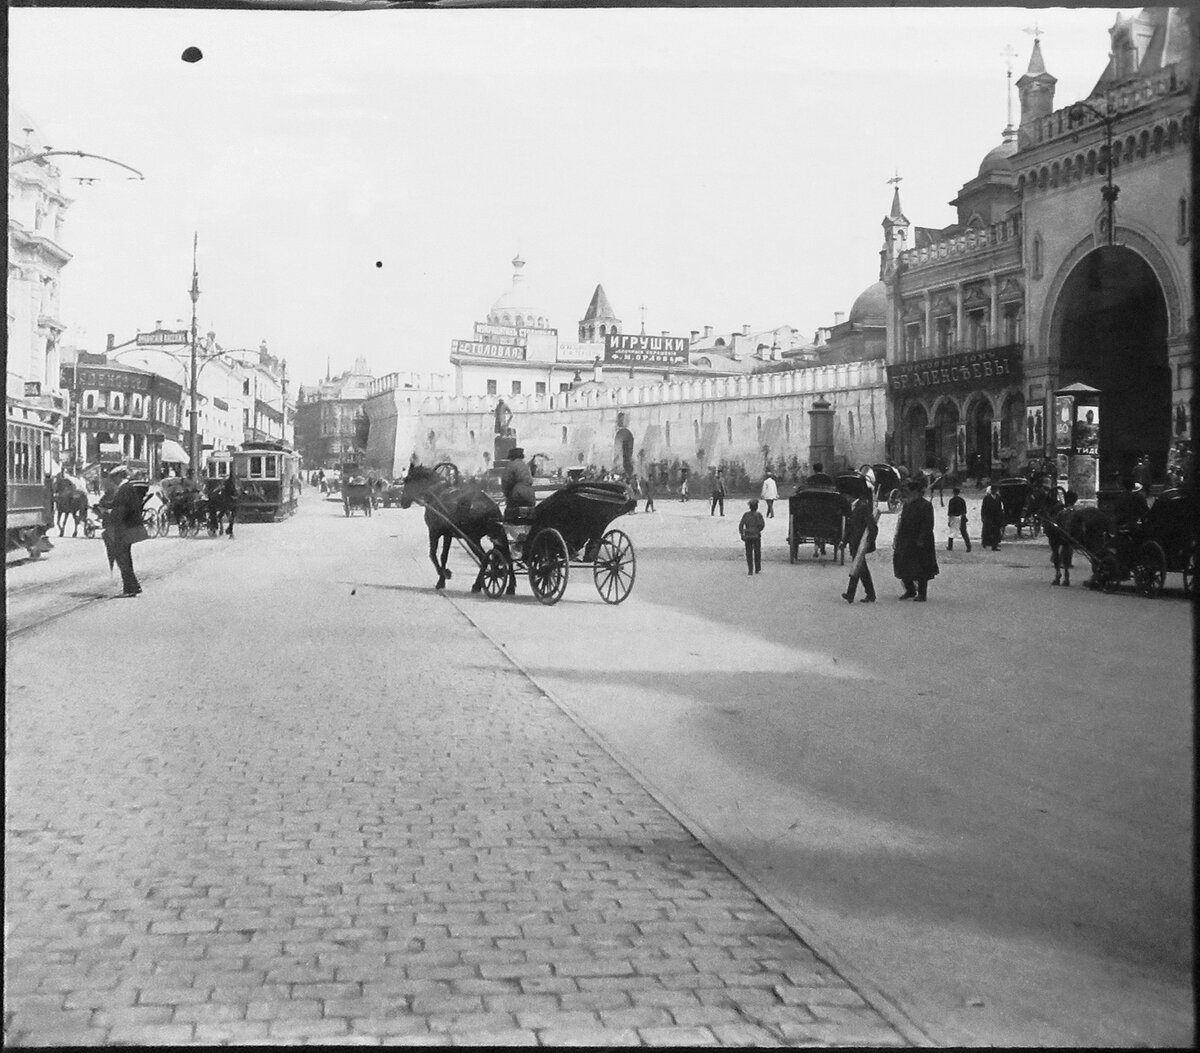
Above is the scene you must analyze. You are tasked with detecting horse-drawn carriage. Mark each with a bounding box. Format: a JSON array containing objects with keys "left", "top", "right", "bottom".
[
  {"left": 871, "top": 463, "right": 905, "bottom": 513},
  {"left": 996, "top": 477, "right": 1038, "bottom": 538},
  {"left": 401, "top": 462, "right": 637, "bottom": 605},
  {"left": 1079, "top": 489, "right": 1199, "bottom": 596},
  {"left": 342, "top": 478, "right": 374, "bottom": 517},
  {"left": 787, "top": 486, "right": 850, "bottom": 564}
]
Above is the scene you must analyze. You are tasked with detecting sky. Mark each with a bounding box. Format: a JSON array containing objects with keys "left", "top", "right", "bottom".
[{"left": 10, "top": 5, "right": 1137, "bottom": 389}]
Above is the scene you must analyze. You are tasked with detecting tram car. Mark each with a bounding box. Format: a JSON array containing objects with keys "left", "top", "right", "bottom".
[
  {"left": 6, "top": 417, "right": 55, "bottom": 559},
  {"left": 229, "top": 440, "right": 301, "bottom": 520}
]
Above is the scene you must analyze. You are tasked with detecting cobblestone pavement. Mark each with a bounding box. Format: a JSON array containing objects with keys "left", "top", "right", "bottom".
[{"left": 5, "top": 503, "right": 909, "bottom": 1046}]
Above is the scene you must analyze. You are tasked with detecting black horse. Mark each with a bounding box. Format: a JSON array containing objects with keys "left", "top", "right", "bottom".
[
  {"left": 53, "top": 477, "right": 90, "bottom": 537},
  {"left": 399, "top": 465, "right": 516, "bottom": 593},
  {"left": 205, "top": 477, "right": 238, "bottom": 537}
]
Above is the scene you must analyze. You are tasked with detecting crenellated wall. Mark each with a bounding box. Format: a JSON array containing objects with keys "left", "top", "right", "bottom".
[{"left": 365, "top": 360, "right": 889, "bottom": 482}]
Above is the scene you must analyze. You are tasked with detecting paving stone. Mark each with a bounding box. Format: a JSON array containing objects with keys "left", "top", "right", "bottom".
[
  {"left": 536, "top": 1026, "right": 642, "bottom": 1046},
  {"left": 639, "top": 1024, "right": 719, "bottom": 1045}
]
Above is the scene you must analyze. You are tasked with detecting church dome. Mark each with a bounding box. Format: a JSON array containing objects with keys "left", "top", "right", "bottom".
[
  {"left": 488, "top": 255, "right": 550, "bottom": 329},
  {"left": 978, "top": 137, "right": 1018, "bottom": 177},
  {"left": 847, "top": 280, "right": 887, "bottom": 326}
]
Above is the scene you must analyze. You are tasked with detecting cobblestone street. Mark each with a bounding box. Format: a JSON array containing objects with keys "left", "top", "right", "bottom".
[{"left": 5, "top": 502, "right": 910, "bottom": 1046}]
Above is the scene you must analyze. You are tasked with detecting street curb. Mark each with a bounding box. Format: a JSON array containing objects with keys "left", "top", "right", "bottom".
[{"left": 444, "top": 592, "right": 937, "bottom": 1049}]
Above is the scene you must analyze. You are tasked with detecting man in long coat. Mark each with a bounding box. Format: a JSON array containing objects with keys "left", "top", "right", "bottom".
[
  {"left": 980, "top": 483, "right": 1004, "bottom": 550},
  {"left": 99, "top": 464, "right": 144, "bottom": 597},
  {"left": 893, "top": 478, "right": 939, "bottom": 601}
]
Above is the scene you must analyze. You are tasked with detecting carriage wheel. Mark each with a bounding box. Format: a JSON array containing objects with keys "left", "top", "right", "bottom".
[
  {"left": 1133, "top": 541, "right": 1167, "bottom": 598},
  {"left": 527, "top": 527, "right": 569, "bottom": 606},
  {"left": 157, "top": 509, "right": 170, "bottom": 537},
  {"left": 887, "top": 489, "right": 903, "bottom": 513},
  {"left": 481, "top": 548, "right": 511, "bottom": 598},
  {"left": 593, "top": 529, "right": 636, "bottom": 604},
  {"left": 142, "top": 510, "right": 159, "bottom": 539},
  {"left": 84, "top": 519, "right": 96, "bottom": 539},
  {"left": 432, "top": 461, "right": 461, "bottom": 486}
]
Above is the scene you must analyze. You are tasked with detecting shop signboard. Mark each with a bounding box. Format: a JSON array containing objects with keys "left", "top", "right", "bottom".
[
  {"left": 604, "top": 333, "right": 689, "bottom": 367},
  {"left": 451, "top": 340, "right": 526, "bottom": 361},
  {"left": 556, "top": 341, "right": 600, "bottom": 364},
  {"left": 1054, "top": 395, "right": 1074, "bottom": 450},
  {"left": 1073, "top": 404, "right": 1099, "bottom": 456},
  {"left": 136, "top": 329, "right": 190, "bottom": 346},
  {"left": 885, "top": 345, "right": 1023, "bottom": 394}
]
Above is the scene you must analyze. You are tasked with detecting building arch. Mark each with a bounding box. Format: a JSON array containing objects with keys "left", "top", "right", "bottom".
[
  {"left": 930, "top": 396, "right": 960, "bottom": 469},
  {"left": 614, "top": 427, "right": 634, "bottom": 476},
  {"left": 1043, "top": 236, "right": 1174, "bottom": 481},
  {"left": 901, "top": 402, "right": 929, "bottom": 471},
  {"left": 964, "top": 393, "right": 995, "bottom": 474}
]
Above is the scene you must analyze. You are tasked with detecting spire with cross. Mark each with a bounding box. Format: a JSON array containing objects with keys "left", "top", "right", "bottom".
[
  {"left": 1002, "top": 44, "right": 1018, "bottom": 136},
  {"left": 638, "top": 303, "right": 648, "bottom": 336}
]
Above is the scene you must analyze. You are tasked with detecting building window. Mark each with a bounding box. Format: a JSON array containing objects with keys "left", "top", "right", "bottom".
[
  {"left": 968, "top": 310, "right": 986, "bottom": 350},
  {"left": 848, "top": 410, "right": 855, "bottom": 437},
  {"left": 905, "top": 323, "right": 922, "bottom": 360},
  {"left": 756, "top": 416, "right": 762, "bottom": 436},
  {"left": 535, "top": 382, "right": 546, "bottom": 395},
  {"left": 785, "top": 414, "right": 791, "bottom": 438},
  {"left": 935, "top": 316, "right": 953, "bottom": 353},
  {"left": 562, "top": 427, "right": 568, "bottom": 444},
  {"left": 1031, "top": 235, "right": 1043, "bottom": 279},
  {"left": 1179, "top": 195, "right": 1189, "bottom": 240},
  {"left": 486, "top": 379, "right": 497, "bottom": 396},
  {"left": 132, "top": 395, "right": 143, "bottom": 417},
  {"left": 84, "top": 391, "right": 97, "bottom": 411},
  {"left": 665, "top": 421, "right": 671, "bottom": 446},
  {"left": 243, "top": 408, "right": 250, "bottom": 429},
  {"left": 726, "top": 417, "right": 733, "bottom": 444},
  {"left": 511, "top": 381, "right": 521, "bottom": 395},
  {"left": 558, "top": 383, "right": 569, "bottom": 393},
  {"left": 110, "top": 392, "right": 123, "bottom": 414},
  {"left": 243, "top": 379, "right": 250, "bottom": 395},
  {"left": 693, "top": 419, "right": 700, "bottom": 441}
]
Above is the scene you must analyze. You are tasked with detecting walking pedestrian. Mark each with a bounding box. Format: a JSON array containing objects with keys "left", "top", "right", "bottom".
[
  {"left": 739, "top": 499, "right": 765, "bottom": 575},
  {"left": 946, "top": 486, "right": 971, "bottom": 551},
  {"left": 760, "top": 472, "right": 778, "bottom": 518},
  {"left": 711, "top": 469, "right": 727, "bottom": 516},
  {"left": 680, "top": 464, "right": 690, "bottom": 502},
  {"left": 893, "top": 478, "right": 938, "bottom": 601},
  {"left": 98, "top": 464, "right": 147, "bottom": 598},
  {"left": 842, "top": 493, "right": 878, "bottom": 603},
  {"left": 980, "top": 483, "right": 1004, "bottom": 550},
  {"left": 643, "top": 473, "right": 655, "bottom": 513}
]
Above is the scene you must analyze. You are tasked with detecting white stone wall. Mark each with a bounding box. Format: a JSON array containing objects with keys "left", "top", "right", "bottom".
[{"left": 367, "top": 361, "right": 889, "bottom": 482}]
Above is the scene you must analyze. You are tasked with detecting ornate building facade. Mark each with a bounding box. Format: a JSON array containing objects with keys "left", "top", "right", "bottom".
[{"left": 884, "top": 8, "right": 1193, "bottom": 484}]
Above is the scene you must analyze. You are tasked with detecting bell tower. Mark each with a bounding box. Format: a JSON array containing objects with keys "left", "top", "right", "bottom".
[{"left": 1017, "top": 36, "right": 1057, "bottom": 131}]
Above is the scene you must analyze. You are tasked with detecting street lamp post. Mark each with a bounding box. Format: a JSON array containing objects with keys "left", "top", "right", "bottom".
[
  {"left": 1068, "top": 100, "right": 1120, "bottom": 246},
  {"left": 189, "top": 234, "right": 201, "bottom": 480}
]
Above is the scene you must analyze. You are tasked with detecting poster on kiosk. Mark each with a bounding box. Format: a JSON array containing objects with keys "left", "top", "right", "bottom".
[{"left": 1055, "top": 383, "right": 1101, "bottom": 503}]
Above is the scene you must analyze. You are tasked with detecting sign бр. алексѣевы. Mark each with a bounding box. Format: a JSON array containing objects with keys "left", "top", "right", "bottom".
[{"left": 886, "top": 346, "right": 1022, "bottom": 394}]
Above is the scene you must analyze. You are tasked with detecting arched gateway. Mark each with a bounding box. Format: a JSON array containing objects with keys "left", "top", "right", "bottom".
[{"left": 1047, "top": 243, "right": 1172, "bottom": 483}]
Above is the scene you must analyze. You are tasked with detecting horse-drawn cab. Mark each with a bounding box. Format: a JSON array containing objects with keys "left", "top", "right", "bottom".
[{"left": 870, "top": 463, "right": 904, "bottom": 512}]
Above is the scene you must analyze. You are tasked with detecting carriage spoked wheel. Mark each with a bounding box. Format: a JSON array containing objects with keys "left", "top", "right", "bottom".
[
  {"left": 887, "top": 489, "right": 903, "bottom": 513},
  {"left": 157, "top": 509, "right": 170, "bottom": 537},
  {"left": 1133, "top": 540, "right": 1167, "bottom": 598},
  {"left": 431, "top": 462, "right": 461, "bottom": 486},
  {"left": 592, "top": 529, "right": 636, "bottom": 605},
  {"left": 481, "top": 548, "right": 512, "bottom": 599},
  {"left": 142, "top": 510, "right": 160, "bottom": 539},
  {"left": 83, "top": 519, "right": 97, "bottom": 540},
  {"left": 527, "top": 527, "right": 569, "bottom": 606}
]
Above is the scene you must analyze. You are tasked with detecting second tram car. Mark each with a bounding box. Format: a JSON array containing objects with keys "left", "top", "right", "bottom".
[
  {"left": 6, "top": 418, "right": 55, "bottom": 559},
  {"left": 223, "top": 440, "right": 300, "bottom": 520}
]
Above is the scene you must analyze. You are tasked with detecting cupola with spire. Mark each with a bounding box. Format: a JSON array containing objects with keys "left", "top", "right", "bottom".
[
  {"left": 488, "top": 254, "right": 549, "bottom": 330},
  {"left": 578, "top": 284, "right": 622, "bottom": 343},
  {"left": 1017, "top": 37, "right": 1057, "bottom": 131},
  {"left": 880, "top": 179, "right": 910, "bottom": 281}
]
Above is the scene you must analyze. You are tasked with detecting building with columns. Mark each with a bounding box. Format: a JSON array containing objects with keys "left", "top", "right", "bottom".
[
  {"left": 7, "top": 106, "right": 71, "bottom": 469},
  {"left": 884, "top": 7, "right": 1192, "bottom": 484}
]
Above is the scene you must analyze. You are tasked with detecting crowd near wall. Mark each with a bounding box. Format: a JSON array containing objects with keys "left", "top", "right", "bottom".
[{"left": 365, "top": 360, "right": 887, "bottom": 486}]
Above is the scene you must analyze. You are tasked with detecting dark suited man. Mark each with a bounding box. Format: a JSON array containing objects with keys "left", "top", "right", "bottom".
[
  {"left": 892, "top": 478, "right": 939, "bottom": 601},
  {"left": 99, "top": 464, "right": 144, "bottom": 597},
  {"left": 806, "top": 462, "right": 834, "bottom": 487},
  {"left": 842, "top": 494, "right": 878, "bottom": 603}
]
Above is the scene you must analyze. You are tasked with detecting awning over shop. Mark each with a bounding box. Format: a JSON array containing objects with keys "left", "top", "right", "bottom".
[{"left": 159, "top": 439, "right": 190, "bottom": 463}]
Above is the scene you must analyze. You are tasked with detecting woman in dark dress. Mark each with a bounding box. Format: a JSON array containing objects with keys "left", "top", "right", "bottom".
[{"left": 892, "top": 479, "right": 939, "bottom": 601}]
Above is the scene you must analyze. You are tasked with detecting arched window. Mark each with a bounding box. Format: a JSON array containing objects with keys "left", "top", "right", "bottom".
[
  {"left": 1031, "top": 235, "right": 1043, "bottom": 279},
  {"left": 110, "top": 392, "right": 123, "bottom": 414},
  {"left": 848, "top": 410, "right": 855, "bottom": 437},
  {"left": 515, "top": 315, "right": 523, "bottom": 328},
  {"left": 599, "top": 324, "right": 606, "bottom": 338},
  {"left": 562, "top": 426, "right": 568, "bottom": 444},
  {"left": 714, "top": 337, "right": 726, "bottom": 347},
  {"left": 726, "top": 417, "right": 733, "bottom": 444},
  {"left": 693, "top": 419, "right": 700, "bottom": 440},
  {"left": 756, "top": 416, "right": 762, "bottom": 436}
]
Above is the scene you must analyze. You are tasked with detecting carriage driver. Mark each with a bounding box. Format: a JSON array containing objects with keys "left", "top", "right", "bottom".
[{"left": 501, "top": 447, "right": 536, "bottom": 521}]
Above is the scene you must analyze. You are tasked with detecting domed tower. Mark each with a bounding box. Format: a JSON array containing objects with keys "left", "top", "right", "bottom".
[
  {"left": 1017, "top": 37, "right": 1057, "bottom": 134},
  {"left": 578, "top": 284, "right": 621, "bottom": 343},
  {"left": 487, "top": 255, "right": 549, "bottom": 330}
]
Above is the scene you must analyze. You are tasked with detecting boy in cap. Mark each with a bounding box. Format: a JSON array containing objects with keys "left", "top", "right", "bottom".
[{"left": 738, "top": 499, "right": 765, "bottom": 575}]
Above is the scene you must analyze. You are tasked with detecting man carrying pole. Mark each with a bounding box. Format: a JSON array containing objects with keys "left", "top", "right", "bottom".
[{"left": 842, "top": 492, "right": 879, "bottom": 603}]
